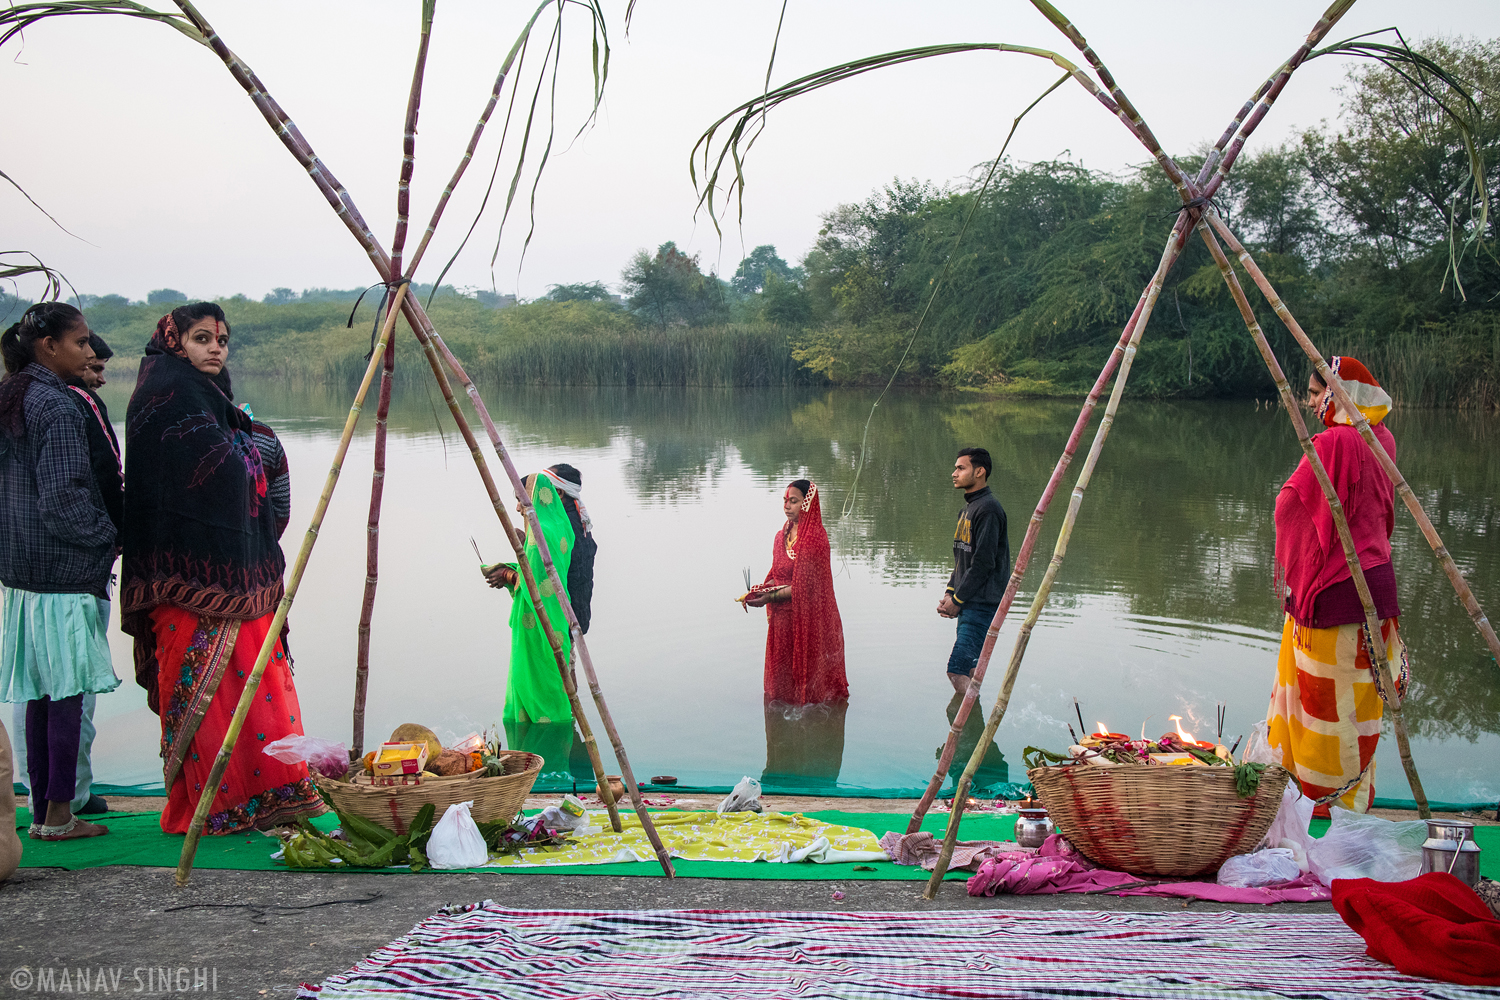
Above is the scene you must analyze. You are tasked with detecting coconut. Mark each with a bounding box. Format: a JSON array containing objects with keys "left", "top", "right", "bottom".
[{"left": 388, "top": 723, "right": 443, "bottom": 761}]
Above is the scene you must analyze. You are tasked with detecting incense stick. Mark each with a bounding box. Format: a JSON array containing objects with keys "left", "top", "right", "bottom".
[{"left": 1073, "top": 697, "right": 1086, "bottom": 736}]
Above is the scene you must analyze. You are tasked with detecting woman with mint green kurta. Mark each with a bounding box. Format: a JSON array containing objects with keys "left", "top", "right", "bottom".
[{"left": 486, "top": 472, "right": 576, "bottom": 726}]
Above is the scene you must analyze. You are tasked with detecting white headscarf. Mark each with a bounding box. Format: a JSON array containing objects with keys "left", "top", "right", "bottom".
[{"left": 541, "top": 467, "right": 592, "bottom": 536}]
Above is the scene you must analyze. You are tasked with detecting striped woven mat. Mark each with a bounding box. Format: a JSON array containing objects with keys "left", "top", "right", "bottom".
[{"left": 300, "top": 905, "right": 1499, "bottom": 999}]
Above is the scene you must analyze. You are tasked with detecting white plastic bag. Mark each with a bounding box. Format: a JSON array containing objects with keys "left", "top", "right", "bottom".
[
  {"left": 1240, "top": 720, "right": 1277, "bottom": 765},
  {"left": 718, "top": 776, "right": 763, "bottom": 814},
  {"left": 427, "top": 800, "right": 489, "bottom": 869},
  {"left": 535, "top": 794, "right": 591, "bottom": 833},
  {"left": 1262, "top": 783, "right": 1316, "bottom": 871},
  {"left": 263, "top": 734, "right": 349, "bottom": 779},
  {"left": 1307, "top": 807, "right": 1426, "bottom": 885},
  {"left": 1217, "top": 848, "right": 1303, "bottom": 887}
]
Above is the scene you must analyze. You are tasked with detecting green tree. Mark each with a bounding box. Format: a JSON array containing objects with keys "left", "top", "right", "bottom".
[
  {"left": 263, "top": 287, "right": 299, "bottom": 305},
  {"left": 1302, "top": 38, "right": 1499, "bottom": 276},
  {"left": 731, "top": 244, "right": 797, "bottom": 294},
  {"left": 147, "top": 288, "right": 187, "bottom": 305},
  {"left": 621, "top": 241, "right": 727, "bottom": 327},
  {"left": 545, "top": 281, "right": 613, "bottom": 303},
  {"left": 761, "top": 271, "right": 811, "bottom": 326}
]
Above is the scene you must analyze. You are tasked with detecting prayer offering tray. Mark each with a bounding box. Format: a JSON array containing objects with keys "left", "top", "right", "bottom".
[
  {"left": 312, "top": 750, "right": 543, "bottom": 835},
  {"left": 1027, "top": 762, "right": 1291, "bottom": 877}
]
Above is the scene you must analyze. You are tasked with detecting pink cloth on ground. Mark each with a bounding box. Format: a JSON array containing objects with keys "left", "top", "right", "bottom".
[
  {"left": 966, "top": 835, "right": 1333, "bottom": 904},
  {"left": 878, "top": 831, "right": 1020, "bottom": 872}
]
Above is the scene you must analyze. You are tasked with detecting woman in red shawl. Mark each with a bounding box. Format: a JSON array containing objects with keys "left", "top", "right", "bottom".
[
  {"left": 743, "top": 480, "right": 848, "bottom": 705},
  {"left": 1266, "top": 357, "right": 1407, "bottom": 814},
  {"left": 122, "top": 303, "right": 321, "bottom": 835}
]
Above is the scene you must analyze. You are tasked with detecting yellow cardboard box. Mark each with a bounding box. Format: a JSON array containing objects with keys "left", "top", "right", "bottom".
[{"left": 373, "top": 741, "right": 429, "bottom": 778}]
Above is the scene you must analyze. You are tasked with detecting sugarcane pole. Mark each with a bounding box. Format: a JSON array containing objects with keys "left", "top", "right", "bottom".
[
  {"left": 923, "top": 209, "right": 1192, "bottom": 899},
  {"left": 1196, "top": 215, "right": 1431, "bottom": 816},
  {"left": 1207, "top": 211, "right": 1500, "bottom": 668},
  {"left": 353, "top": 0, "right": 434, "bottom": 760},
  {"left": 171, "top": 0, "right": 636, "bottom": 843},
  {"left": 905, "top": 28, "right": 1299, "bottom": 830},
  {"left": 417, "top": 326, "right": 677, "bottom": 873},
  {"left": 398, "top": 299, "right": 630, "bottom": 841},
  {"left": 384, "top": 0, "right": 624, "bottom": 832},
  {"left": 352, "top": 304, "right": 395, "bottom": 760},
  {"left": 906, "top": 283, "right": 1141, "bottom": 833},
  {"left": 177, "top": 283, "right": 410, "bottom": 886}
]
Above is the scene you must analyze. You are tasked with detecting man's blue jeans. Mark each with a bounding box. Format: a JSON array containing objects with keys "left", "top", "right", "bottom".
[{"left": 947, "top": 602, "right": 999, "bottom": 677}]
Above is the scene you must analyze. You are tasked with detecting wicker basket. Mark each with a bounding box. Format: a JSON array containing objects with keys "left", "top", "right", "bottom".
[
  {"left": 1027, "top": 762, "right": 1292, "bottom": 877},
  {"left": 311, "top": 750, "right": 543, "bottom": 835}
]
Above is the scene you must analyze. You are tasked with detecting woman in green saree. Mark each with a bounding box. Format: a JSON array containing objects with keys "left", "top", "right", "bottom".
[{"left": 484, "top": 471, "right": 577, "bottom": 727}]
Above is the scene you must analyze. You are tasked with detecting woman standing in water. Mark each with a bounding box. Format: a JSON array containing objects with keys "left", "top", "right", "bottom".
[
  {"left": 0, "top": 303, "right": 118, "bottom": 841},
  {"left": 122, "top": 302, "right": 321, "bottom": 834},
  {"left": 745, "top": 480, "right": 848, "bottom": 705},
  {"left": 1267, "top": 356, "right": 1404, "bottom": 814}
]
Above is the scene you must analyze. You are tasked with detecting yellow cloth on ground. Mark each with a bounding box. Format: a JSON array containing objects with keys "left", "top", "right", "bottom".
[
  {"left": 1265, "top": 614, "right": 1403, "bottom": 812},
  {"left": 486, "top": 810, "right": 887, "bottom": 867}
]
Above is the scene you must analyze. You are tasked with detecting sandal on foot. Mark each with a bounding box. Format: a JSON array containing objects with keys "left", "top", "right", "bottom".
[
  {"left": 27, "top": 823, "right": 43, "bottom": 840},
  {"left": 35, "top": 817, "right": 109, "bottom": 841}
]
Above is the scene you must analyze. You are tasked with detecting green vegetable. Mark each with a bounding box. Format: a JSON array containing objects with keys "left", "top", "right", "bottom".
[
  {"left": 283, "top": 801, "right": 443, "bottom": 872},
  {"left": 1234, "top": 762, "right": 1268, "bottom": 798}
]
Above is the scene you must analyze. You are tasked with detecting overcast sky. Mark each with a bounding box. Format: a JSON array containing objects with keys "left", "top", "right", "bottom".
[{"left": 5, "top": 0, "right": 1498, "bottom": 303}]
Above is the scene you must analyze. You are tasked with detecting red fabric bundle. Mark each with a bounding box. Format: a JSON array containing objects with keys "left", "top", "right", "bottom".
[{"left": 1332, "top": 872, "right": 1500, "bottom": 985}]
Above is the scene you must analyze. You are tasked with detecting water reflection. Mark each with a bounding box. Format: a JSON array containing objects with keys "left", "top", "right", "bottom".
[
  {"left": 503, "top": 719, "right": 594, "bottom": 790},
  {"left": 86, "top": 380, "right": 1499, "bottom": 805},
  {"left": 944, "top": 691, "right": 1009, "bottom": 792},
  {"left": 762, "top": 700, "right": 847, "bottom": 791}
]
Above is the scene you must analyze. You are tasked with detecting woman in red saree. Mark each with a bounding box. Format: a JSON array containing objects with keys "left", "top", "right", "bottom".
[
  {"left": 122, "top": 303, "right": 321, "bottom": 835},
  {"left": 745, "top": 480, "right": 848, "bottom": 705}
]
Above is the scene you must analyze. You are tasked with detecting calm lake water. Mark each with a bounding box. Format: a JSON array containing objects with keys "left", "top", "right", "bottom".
[{"left": 75, "top": 379, "right": 1499, "bottom": 807}]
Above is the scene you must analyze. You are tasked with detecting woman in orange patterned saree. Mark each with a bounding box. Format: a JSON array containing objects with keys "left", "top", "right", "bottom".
[{"left": 1266, "top": 357, "right": 1408, "bottom": 814}]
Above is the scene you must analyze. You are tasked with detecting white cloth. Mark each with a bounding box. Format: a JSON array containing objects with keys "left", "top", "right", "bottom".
[{"left": 541, "top": 469, "right": 592, "bottom": 536}]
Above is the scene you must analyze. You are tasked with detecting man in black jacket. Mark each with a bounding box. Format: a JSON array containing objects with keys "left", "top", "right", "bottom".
[{"left": 937, "top": 447, "right": 1010, "bottom": 693}]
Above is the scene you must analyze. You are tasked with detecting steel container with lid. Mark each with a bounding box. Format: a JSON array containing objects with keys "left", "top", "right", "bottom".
[{"left": 1421, "top": 819, "right": 1480, "bottom": 887}]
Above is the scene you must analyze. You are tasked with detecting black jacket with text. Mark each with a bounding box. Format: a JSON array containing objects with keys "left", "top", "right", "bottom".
[{"left": 946, "top": 485, "right": 1009, "bottom": 607}]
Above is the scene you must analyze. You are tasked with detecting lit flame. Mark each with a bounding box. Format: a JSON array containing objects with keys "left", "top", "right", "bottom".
[
  {"left": 1096, "top": 722, "right": 1110, "bottom": 737},
  {"left": 1170, "top": 715, "right": 1196, "bottom": 744}
]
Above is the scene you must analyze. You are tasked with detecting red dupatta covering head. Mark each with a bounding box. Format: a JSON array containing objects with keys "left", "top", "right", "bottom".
[
  {"left": 762, "top": 481, "right": 847, "bottom": 705},
  {"left": 1276, "top": 357, "right": 1397, "bottom": 622}
]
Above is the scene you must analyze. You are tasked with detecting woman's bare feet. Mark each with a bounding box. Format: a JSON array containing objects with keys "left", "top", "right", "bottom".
[{"left": 34, "top": 816, "right": 109, "bottom": 841}]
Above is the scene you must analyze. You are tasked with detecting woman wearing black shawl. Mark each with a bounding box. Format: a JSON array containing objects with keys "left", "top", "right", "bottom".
[{"left": 122, "top": 302, "right": 320, "bottom": 835}]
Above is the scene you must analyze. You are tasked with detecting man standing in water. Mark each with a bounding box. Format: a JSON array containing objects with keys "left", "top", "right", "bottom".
[{"left": 937, "top": 447, "right": 1010, "bottom": 693}]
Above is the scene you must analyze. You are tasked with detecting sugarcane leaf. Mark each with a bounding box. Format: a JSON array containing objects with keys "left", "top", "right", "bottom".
[
  {"left": 339, "top": 810, "right": 399, "bottom": 850},
  {"left": 408, "top": 802, "right": 438, "bottom": 855},
  {"left": 1022, "top": 745, "right": 1072, "bottom": 770},
  {"left": 691, "top": 42, "right": 1087, "bottom": 236}
]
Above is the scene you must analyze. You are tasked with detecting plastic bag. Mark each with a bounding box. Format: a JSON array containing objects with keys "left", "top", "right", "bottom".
[
  {"left": 263, "top": 734, "right": 348, "bottom": 779},
  {"left": 1262, "top": 782, "right": 1316, "bottom": 870},
  {"left": 1307, "top": 807, "right": 1426, "bottom": 885},
  {"left": 1240, "top": 720, "right": 1277, "bottom": 765},
  {"left": 538, "top": 805, "right": 587, "bottom": 833},
  {"left": 1217, "top": 848, "right": 1303, "bottom": 887},
  {"left": 718, "top": 776, "right": 763, "bottom": 814},
  {"left": 427, "top": 800, "right": 489, "bottom": 869}
]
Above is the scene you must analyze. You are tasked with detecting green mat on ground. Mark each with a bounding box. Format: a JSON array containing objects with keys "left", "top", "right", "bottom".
[
  {"left": 15, "top": 809, "right": 1497, "bottom": 882},
  {"left": 11, "top": 808, "right": 1014, "bottom": 880}
]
